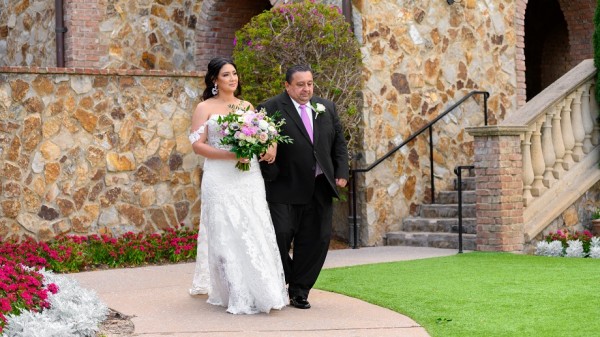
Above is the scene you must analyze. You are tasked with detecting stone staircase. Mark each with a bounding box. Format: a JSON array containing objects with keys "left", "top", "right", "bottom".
[{"left": 386, "top": 174, "right": 477, "bottom": 250}]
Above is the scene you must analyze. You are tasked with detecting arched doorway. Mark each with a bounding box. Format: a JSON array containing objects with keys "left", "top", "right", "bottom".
[
  {"left": 516, "top": 0, "right": 596, "bottom": 105},
  {"left": 524, "top": 0, "right": 570, "bottom": 101},
  {"left": 195, "top": 0, "right": 273, "bottom": 70}
]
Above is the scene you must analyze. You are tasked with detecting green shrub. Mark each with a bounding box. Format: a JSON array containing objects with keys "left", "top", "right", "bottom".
[{"left": 233, "top": 1, "right": 363, "bottom": 152}]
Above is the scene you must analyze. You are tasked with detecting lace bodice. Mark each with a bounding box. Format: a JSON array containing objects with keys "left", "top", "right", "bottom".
[
  {"left": 189, "top": 114, "right": 232, "bottom": 151},
  {"left": 205, "top": 115, "right": 232, "bottom": 150}
]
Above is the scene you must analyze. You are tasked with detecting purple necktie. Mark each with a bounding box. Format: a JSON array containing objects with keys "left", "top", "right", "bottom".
[{"left": 299, "top": 104, "right": 313, "bottom": 142}]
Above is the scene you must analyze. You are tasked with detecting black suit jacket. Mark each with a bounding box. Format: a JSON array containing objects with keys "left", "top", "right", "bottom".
[{"left": 258, "top": 92, "right": 349, "bottom": 204}]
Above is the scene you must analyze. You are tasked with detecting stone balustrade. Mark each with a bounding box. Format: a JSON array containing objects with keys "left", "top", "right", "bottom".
[
  {"left": 518, "top": 81, "right": 598, "bottom": 206},
  {"left": 467, "top": 59, "right": 600, "bottom": 251}
]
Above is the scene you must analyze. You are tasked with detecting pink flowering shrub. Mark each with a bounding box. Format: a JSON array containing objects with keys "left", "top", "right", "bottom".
[
  {"left": 0, "top": 227, "right": 198, "bottom": 273},
  {"left": 544, "top": 229, "right": 594, "bottom": 253},
  {"left": 0, "top": 262, "right": 59, "bottom": 333}
]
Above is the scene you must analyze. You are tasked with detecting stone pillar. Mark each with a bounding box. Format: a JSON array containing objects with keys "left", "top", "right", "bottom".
[{"left": 467, "top": 126, "right": 529, "bottom": 252}]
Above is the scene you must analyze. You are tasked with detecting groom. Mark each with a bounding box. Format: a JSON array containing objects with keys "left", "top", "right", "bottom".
[{"left": 258, "top": 65, "right": 349, "bottom": 309}]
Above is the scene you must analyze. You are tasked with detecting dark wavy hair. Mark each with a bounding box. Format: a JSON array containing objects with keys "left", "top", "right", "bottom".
[
  {"left": 285, "top": 64, "right": 313, "bottom": 83},
  {"left": 203, "top": 57, "right": 242, "bottom": 101}
]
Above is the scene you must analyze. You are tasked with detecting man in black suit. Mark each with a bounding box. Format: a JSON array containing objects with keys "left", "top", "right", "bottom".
[{"left": 258, "top": 65, "right": 349, "bottom": 309}]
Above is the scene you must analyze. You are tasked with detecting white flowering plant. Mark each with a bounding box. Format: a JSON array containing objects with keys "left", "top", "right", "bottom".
[
  {"left": 1, "top": 268, "right": 107, "bottom": 337},
  {"left": 535, "top": 229, "right": 600, "bottom": 258},
  {"left": 218, "top": 105, "right": 293, "bottom": 171}
]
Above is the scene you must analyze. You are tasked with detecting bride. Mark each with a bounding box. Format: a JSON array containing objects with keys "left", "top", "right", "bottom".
[{"left": 188, "top": 57, "right": 288, "bottom": 314}]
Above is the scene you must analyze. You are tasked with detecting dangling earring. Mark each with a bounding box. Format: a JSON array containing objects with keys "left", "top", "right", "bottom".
[{"left": 212, "top": 83, "right": 218, "bottom": 96}]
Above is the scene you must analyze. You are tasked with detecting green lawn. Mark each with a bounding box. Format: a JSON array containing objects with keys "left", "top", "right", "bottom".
[{"left": 315, "top": 252, "right": 600, "bottom": 337}]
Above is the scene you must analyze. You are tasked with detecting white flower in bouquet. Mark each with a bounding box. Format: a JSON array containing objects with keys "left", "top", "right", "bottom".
[{"left": 258, "top": 120, "right": 269, "bottom": 130}]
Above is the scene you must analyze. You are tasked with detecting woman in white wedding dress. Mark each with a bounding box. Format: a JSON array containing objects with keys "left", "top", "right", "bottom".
[{"left": 188, "top": 57, "right": 288, "bottom": 314}]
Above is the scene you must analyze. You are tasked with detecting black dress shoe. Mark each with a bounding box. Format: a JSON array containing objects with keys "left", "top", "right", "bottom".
[{"left": 289, "top": 296, "right": 311, "bottom": 309}]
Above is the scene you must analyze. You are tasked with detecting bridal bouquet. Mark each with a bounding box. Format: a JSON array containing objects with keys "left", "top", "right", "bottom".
[{"left": 218, "top": 105, "right": 292, "bottom": 171}]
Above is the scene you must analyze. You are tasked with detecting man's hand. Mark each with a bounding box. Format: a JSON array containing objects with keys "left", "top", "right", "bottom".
[
  {"left": 335, "top": 178, "right": 347, "bottom": 188},
  {"left": 259, "top": 145, "right": 277, "bottom": 164}
]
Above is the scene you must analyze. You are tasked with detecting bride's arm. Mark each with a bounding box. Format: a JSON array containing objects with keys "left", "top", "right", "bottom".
[{"left": 189, "top": 103, "right": 238, "bottom": 160}]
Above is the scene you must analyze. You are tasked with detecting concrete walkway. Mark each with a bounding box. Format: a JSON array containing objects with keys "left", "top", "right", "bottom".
[{"left": 72, "top": 246, "right": 458, "bottom": 337}]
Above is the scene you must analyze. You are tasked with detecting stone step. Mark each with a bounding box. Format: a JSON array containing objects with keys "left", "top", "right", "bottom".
[
  {"left": 402, "top": 217, "right": 476, "bottom": 234},
  {"left": 419, "top": 204, "right": 476, "bottom": 218},
  {"left": 386, "top": 231, "right": 476, "bottom": 250},
  {"left": 436, "top": 190, "right": 476, "bottom": 204}
]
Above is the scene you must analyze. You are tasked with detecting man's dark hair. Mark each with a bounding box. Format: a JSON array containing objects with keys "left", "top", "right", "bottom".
[{"left": 285, "top": 65, "right": 313, "bottom": 83}]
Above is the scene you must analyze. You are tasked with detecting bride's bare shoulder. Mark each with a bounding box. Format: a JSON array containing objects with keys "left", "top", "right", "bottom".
[
  {"left": 196, "top": 98, "right": 217, "bottom": 109},
  {"left": 193, "top": 99, "right": 216, "bottom": 121},
  {"left": 195, "top": 98, "right": 218, "bottom": 112}
]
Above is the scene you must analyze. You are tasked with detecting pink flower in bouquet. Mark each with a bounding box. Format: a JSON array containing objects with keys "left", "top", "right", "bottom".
[{"left": 242, "top": 125, "right": 257, "bottom": 136}]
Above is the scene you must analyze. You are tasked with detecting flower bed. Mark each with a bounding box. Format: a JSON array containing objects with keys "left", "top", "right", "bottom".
[
  {"left": 0, "top": 227, "right": 198, "bottom": 334},
  {"left": 535, "top": 230, "right": 600, "bottom": 258},
  {"left": 0, "top": 227, "right": 198, "bottom": 273},
  {"left": 0, "top": 262, "right": 57, "bottom": 334},
  {"left": 1, "top": 268, "right": 107, "bottom": 336}
]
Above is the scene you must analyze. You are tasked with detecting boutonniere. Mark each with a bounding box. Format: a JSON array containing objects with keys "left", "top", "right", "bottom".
[{"left": 310, "top": 102, "right": 326, "bottom": 119}]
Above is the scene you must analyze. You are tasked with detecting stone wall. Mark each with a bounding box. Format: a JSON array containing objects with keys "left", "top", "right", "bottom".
[
  {"left": 0, "top": 67, "right": 205, "bottom": 241},
  {"left": 355, "top": 0, "right": 519, "bottom": 245},
  {"left": 0, "top": 0, "right": 56, "bottom": 67},
  {"left": 96, "top": 0, "right": 203, "bottom": 70}
]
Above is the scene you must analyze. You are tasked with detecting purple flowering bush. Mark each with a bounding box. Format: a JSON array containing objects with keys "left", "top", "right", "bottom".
[{"left": 232, "top": 0, "right": 363, "bottom": 152}]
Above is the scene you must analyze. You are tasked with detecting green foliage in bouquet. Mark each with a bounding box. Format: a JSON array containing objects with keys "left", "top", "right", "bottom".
[{"left": 232, "top": 0, "right": 363, "bottom": 152}]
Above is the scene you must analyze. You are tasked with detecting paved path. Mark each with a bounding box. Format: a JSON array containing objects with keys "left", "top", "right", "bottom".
[{"left": 72, "top": 246, "right": 458, "bottom": 337}]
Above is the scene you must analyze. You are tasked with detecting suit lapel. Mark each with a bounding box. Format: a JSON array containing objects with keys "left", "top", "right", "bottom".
[
  {"left": 310, "top": 99, "right": 320, "bottom": 145},
  {"left": 282, "top": 93, "right": 313, "bottom": 144}
]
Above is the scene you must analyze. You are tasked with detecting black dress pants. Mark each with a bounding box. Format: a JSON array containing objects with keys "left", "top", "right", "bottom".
[{"left": 268, "top": 175, "right": 333, "bottom": 299}]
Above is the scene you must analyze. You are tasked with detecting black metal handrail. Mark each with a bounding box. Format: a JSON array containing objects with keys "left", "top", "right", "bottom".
[
  {"left": 454, "top": 165, "right": 474, "bottom": 253},
  {"left": 349, "top": 90, "right": 489, "bottom": 248}
]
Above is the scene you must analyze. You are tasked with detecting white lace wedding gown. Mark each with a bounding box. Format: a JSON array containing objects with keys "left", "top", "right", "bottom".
[{"left": 189, "top": 115, "right": 288, "bottom": 314}]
